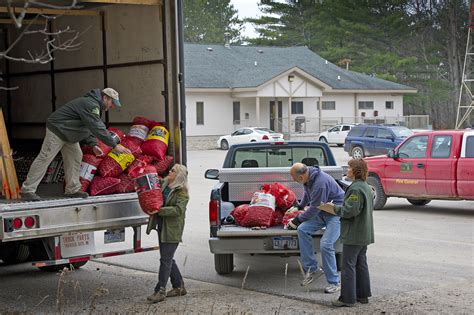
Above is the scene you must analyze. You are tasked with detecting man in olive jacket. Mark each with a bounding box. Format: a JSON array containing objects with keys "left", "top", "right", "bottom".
[{"left": 21, "top": 88, "right": 130, "bottom": 201}]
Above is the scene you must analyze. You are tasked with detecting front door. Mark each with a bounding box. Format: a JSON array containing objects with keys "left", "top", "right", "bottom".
[
  {"left": 270, "top": 101, "right": 276, "bottom": 131},
  {"left": 384, "top": 135, "right": 428, "bottom": 196}
]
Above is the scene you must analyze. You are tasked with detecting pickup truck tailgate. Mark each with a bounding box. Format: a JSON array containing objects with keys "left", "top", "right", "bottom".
[{"left": 217, "top": 225, "right": 299, "bottom": 237}]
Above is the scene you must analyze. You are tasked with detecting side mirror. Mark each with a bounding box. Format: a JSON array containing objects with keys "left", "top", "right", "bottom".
[
  {"left": 204, "top": 169, "right": 219, "bottom": 180},
  {"left": 387, "top": 150, "right": 398, "bottom": 159}
]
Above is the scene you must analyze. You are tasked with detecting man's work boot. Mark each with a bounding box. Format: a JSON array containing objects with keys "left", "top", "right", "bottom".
[
  {"left": 166, "top": 287, "right": 187, "bottom": 297},
  {"left": 147, "top": 288, "right": 166, "bottom": 303},
  {"left": 64, "top": 191, "right": 89, "bottom": 198},
  {"left": 21, "top": 192, "right": 41, "bottom": 201},
  {"left": 301, "top": 267, "right": 324, "bottom": 286}
]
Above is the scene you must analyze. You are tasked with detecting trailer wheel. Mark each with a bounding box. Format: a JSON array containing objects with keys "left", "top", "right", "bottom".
[
  {"left": 38, "top": 261, "right": 88, "bottom": 272},
  {"left": 214, "top": 254, "right": 234, "bottom": 274},
  {"left": 367, "top": 175, "right": 387, "bottom": 210},
  {"left": 407, "top": 199, "right": 431, "bottom": 206},
  {"left": 0, "top": 243, "right": 30, "bottom": 265}
]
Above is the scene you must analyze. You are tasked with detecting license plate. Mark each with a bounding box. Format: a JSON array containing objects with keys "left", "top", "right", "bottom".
[
  {"left": 60, "top": 232, "right": 95, "bottom": 258},
  {"left": 104, "top": 228, "right": 125, "bottom": 244},
  {"left": 273, "top": 236, "right": 298, "bottom": 250}
]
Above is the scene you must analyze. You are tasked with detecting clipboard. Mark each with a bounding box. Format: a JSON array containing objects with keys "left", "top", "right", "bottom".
[{"left": 317, "top": 203, "right": 336, "bottom": 215}]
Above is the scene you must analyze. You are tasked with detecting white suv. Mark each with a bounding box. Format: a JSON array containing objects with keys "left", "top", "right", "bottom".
[{"left": 318, "top": 124, "right": 355, "bottom": 146}]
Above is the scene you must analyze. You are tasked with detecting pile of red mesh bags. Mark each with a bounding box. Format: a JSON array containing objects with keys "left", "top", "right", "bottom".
[
  {"left": 271, "top": 209, "right": 286, "bottom": 226},
  {"left": 115, "top": 173, "right": 135, "bottom": 193},
  {"left": 141, "top": 122, "right": 169, "bottom": 161},
  {"left": 131, "top": 165, "right": 163, "bottom": 215},
  {"left": 239, "top": 192, "right": 275, "bottom": 227},
  {"left": 89, "top": 176, "right": 121, "bottom": 196},
  {"left": 152, "top": 155, "right": 174, "bottom": 176},
  {"left": 79, "top": 154, "right": 103, "bottom": 192},
  {"left": 261, "top": 182, "right": 296, "bottom": 210}
]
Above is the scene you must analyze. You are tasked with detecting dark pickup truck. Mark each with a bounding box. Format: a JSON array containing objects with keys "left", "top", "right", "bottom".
[{"left": 204, "top": 141, "right": 346, "bottom": 274}]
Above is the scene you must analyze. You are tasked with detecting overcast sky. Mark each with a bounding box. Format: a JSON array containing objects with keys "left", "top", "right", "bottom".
[{"left": 230, "top": 0, "right": 261, "bottom": 38}]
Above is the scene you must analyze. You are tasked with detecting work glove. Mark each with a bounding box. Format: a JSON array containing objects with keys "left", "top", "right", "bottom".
[
  {"left": 287, "top": 216, "right": 302, "bottom": 230},
  {"left": 285, "top": 206, "right": 299, "bottom": 213},
  {"left": 92, "top": 145, "right": 104, "bottom": 157}
]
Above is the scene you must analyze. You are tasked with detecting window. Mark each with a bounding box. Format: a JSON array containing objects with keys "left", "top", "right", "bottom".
[
  {"left": 398, "top": 136, "right": 428, "bottom": 158},
  {"left": 431, "top": 135, "right": 452, "bottom": 158},
  {"left": 322, "top": 101, "right": 336, "bottom": 110},
  {"left": 348, "top": 127, "right": 365, "bottom": 137},
  {"left": 377, "top": 128, "right": 393, "bottom": 139},
  {"left": 385, "top": 101, "right": 394, "bottom": 109},
  {"left": 341, "top": 125, "right": 351, "bottom": 131},
  {"left": 364, "top": 127, "right": 376, "bottom": 138},
  {"left": 291, "top": 101, "right": 303, "bottom": 114},
  {"left": 196, "top": 102, "right": 204, "bottom": 125},
  {"left": 233, "top": 146, "right": 328, "bottom": 168},
  {"left": 233, "top": 101, "right": 240, "bottom": 124},
  {"left": 329, "top": 126, "right": 340, "bottom": 132},
  {"left": 466, "top": 136, "right": 474, "bottom": 158},
  {"left": 358, "top": 101, "right": 374, "bottom": 110}
]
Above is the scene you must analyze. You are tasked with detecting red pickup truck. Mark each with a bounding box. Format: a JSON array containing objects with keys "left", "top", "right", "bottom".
[{"left": 365, "top": 130, "right": 474, "bottom": 209}]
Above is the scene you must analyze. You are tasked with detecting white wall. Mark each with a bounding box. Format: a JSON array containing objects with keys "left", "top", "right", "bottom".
[{"left": 185, "top": 91, "right": 405, "bottom": 136}]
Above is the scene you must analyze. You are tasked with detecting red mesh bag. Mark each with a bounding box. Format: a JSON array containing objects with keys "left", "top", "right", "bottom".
[
  {"left": 240, "top": 192, "right": 275, "bottom": 227},
  {"left": 141, "top": 122, "right": 169, "bottom": 161},
  {"left": 81, "top": 127, "right": 126, "bottom": 156},
  {"left": 127, "top": 117, "right": 150, "bottom": 144},
  {"left": 271, "top": 209, "right": 285, "bottom": 226},
  {"left": 282, "top": 209, "right": 304, "bottom": 225},
  {"left": 115, "top": 173, "right": 135, "bottom": 193},
  {"left": 89, "top": 176, "right": 121, "bottom": 196},
  {"left": 126, "top": 155, "right": 155, "bottom": 176},
  {"left": 151, "top": 155, "right": 174, "bottom": 175},
  {"left": 230, "top": 204, "right": 249, "bottom": 226},
  {"left": 121, "top": 137, "right": 143, "bottom": 158},
  {"left": 132, "top": 165, "right": 163, "bottom": 215},
  {"left": 79, "top": 154, "right": 103, "bottom": 192},
  {"left": 261, "top": 182, "right": 296, "bottom": 211},
  {"left": 98, "top": 149, "right": 135, "bottom": 178}
]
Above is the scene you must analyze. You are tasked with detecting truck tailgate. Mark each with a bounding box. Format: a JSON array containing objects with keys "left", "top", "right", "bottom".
[{"left": 217, "top": 225, "right": 324, "bottom": 237}]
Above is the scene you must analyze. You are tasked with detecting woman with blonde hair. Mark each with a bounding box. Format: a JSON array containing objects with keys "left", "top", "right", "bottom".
[
  {"left": 146, "top": 164, "right": 189, "bottom": 303},
  {"left": 328, "top": 158, "right": 374, "bottom": 307}
]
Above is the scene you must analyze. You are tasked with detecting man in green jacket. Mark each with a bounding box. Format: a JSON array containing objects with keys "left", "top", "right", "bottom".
[{"left": 21, "top": 88, "right": 130, "bottom": 201}]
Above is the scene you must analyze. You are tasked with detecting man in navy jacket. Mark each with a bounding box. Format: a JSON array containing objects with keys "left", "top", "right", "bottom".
[{"left": 288, "top": 163, "right": 344, "bottom": 294}]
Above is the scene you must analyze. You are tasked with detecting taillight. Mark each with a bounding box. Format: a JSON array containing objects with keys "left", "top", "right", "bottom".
[
  {"left": 262, "top": 135, "right": 269, "bottom": 140},
  {"left": 24, "top": 216, "right": 35, "bottom": 229},
  {"left": 12, "top": 218, "right": 22, "bottom": 230},
  {"left": 209, "top": 200, "right": 219, "bottom": 226}
]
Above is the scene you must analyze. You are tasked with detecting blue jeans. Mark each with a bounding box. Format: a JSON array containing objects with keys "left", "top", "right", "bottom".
[{"left": 297, "top": 214, "right": 340, "bottom": 285}]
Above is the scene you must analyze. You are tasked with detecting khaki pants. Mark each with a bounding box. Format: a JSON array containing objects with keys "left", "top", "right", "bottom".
[{"left": 21, "top": 128, "right": 82, "bottom": 195}]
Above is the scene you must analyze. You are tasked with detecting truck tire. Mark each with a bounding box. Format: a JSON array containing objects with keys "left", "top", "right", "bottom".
[
  {"left": 220, "top": 140, "right": 229, "bottom": 150},
  {"left": 38, "top": 261, "right": 88, "bottom": 272},
  {"left": 0, "top": 243, "right": 30, "bottom": 265},
  {"left": 367, "top": 176, "right": 387, "bottom": 210},
  {"left": 214, "top": 254, "right": 234, "bottom": 274},
  {"left": 351, "top": 146, "right": 365, "bottom": 159},
  {"left": 407, "top": 199, "right": 431, "bottom": 206}
]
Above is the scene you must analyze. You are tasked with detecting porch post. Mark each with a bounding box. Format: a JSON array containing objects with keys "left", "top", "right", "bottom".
[
  {"left": 288, "top": 96, "right": 292, "bottom": 139},
  {"left": 318, "top": 97, "right": 322, "bottom": 133},
  {"left": 256, "top": 96, "right": 260, "bottom": 126}
]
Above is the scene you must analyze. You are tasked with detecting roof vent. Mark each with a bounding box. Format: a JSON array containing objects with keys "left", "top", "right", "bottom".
[
  {"left": 257, "top": 49, "right": 264, "bottom": 53},
  {"left": 325, "top": 60, "right": 328, "bottom": 64},
  {"left": 254, "top": 61, "right": 258, "bottom": 66},
  {"left": 337, "top": 75, "right": 341, "bottom": 80},
  {"left": 207, "top": 47, "right": 213, "bottom": 51}
]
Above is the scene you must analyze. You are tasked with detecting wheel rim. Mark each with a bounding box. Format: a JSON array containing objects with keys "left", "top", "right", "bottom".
[
  {"left": 352, "top": 148, "right": 363, "bottom": 158},
  {"left": 221, "top": 140, "right": 228, "bottom": 150},
  {"left": 369, "top": 184, "right": 377, "bottom": 201}
]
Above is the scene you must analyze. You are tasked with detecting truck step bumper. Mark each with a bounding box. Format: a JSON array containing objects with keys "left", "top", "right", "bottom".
[{"left": 209, "top": 236, "right": 342, "bottom": 254}]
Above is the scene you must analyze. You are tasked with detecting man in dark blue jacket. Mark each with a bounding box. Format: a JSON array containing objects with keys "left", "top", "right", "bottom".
[
  {"left": 288, "top": 163, "right": 344, "bottom": 294},
  {"left": 21, "top": 88, "right": 130, "bottom": 201}
]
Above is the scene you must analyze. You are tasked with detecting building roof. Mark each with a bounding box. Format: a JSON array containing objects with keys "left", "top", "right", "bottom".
[{"left": 184, "top": 43, "right": 415, "bottom": 91}]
